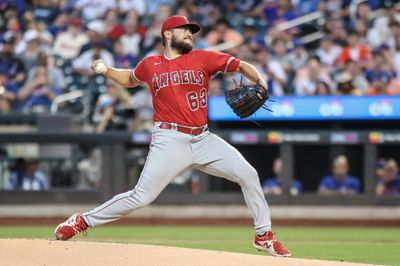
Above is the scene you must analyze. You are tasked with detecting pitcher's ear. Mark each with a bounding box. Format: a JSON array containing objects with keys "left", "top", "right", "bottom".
[{"left": 164, "top": 30, "right": 173, "bottom": 39}]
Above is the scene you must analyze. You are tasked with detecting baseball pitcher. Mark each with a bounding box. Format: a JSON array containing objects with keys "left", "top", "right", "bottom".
[{"left": 55, "top": 15, "right": 291, "bottom": 257}]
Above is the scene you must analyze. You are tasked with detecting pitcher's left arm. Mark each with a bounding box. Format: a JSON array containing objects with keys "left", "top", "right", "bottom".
[{"left": 236, "top": 60, "right": 268, "bottom": 90}]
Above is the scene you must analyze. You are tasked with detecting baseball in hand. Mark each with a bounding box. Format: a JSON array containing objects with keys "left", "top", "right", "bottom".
[{"left": 92, "top": 60, "right": 107, "bottom": 74}]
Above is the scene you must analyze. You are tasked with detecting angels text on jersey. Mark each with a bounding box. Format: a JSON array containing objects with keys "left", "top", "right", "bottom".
[{"left": 152, "top": 70, "right": 205, "bottom": 96}]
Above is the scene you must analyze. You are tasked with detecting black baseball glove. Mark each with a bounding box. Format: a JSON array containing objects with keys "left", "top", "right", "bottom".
[{"left": 224, "top": 78, "right": 270, "bottom": 119}]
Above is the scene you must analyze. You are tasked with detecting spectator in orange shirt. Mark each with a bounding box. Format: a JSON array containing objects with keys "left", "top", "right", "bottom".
[{"left": 337, "top": 30, "right": 370, "bottom": 67}]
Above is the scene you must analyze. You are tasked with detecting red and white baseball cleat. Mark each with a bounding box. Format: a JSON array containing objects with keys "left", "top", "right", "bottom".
[
  {"left": 55, "top": 213, "right": 88, "bottom": 241},
  {"left": 253, "top": 231, "right": 291, "bottom": 257}
]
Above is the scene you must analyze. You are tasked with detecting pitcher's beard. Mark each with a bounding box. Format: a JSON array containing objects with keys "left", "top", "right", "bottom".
[{"left": 171, "top": 36, "right": 193, "bottom": 54}]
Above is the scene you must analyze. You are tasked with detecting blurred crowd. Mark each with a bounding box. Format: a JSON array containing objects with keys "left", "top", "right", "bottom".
[
  {"left": 2, "top": 0, "right": 400, "bottom": 195},
  {"left": 3, "top": 153, "right": 399, "bottom": 195},
  {"left": 1, "top": 0, "right": 400, "bottom": 132},
  {"left": 262, "top": 155, "right": 400, "bottom": 196}
]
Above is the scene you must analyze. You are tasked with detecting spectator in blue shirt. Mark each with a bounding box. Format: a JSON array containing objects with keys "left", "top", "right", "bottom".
[
  {"left": 376, "top": 158, "right": 400, "bottom": 195},
  {"left": 0, "top": 35, "right": 26, "bottom": 84},
  {"left": 262, "top": 158, "right": 302, "bottom": 195},
  {"left": 294, "top": 0, "right": 321, "bottom": 16},
  {"left": 18, "top": 66, "right": 60, "bottom": 113},
  {"left": 262, "top": 0, "right": 298, "bottom": 28},
  {"left": 318, "top": 155, "right": 360, "bottom": 195},
  {"left": 113, "top": 39, "right": 137, "bottom": 69},
  {"left": 6, "top": 159, "right": 49, "bottom": 191}
]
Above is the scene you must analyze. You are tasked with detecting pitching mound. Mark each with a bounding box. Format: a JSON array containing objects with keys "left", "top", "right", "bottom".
[{"left": 1, "top": 239, "right": 369, "bottom": 266}]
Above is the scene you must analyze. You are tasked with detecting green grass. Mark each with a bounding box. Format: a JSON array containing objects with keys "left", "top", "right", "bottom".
[{"left": 0, "top": 226, "right": 399, "bottom": 265}]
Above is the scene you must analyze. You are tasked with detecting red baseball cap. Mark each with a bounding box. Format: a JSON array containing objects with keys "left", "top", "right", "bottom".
[
  {"left": 161, "top": 15, "right": 200, "bottom": 36},
  {"left": 70, "top": 18, "right": 81, "bottom": 26}
]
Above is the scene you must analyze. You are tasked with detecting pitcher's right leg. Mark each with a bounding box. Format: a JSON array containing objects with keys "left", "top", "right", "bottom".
[
  {"left": 55, "top": 128, "right": 193, "bottom": 240},
  {"left": 191, "top": 133, "right": 291, "bottom": 256},
  {"left": 192, "top": 133, "right": 271, "bottom": 234}
]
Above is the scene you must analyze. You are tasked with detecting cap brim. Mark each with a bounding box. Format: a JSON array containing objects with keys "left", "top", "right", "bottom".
[
  {"left": 187, "top": 23, "right": 200, "bottom": 34},
  {"left": 172, "top": 23, "right": 200, "bottom": 34}
]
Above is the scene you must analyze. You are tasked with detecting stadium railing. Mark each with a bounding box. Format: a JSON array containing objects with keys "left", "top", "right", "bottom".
[{"left": 0, "top": 129, "right": 399, "bottom": 206}]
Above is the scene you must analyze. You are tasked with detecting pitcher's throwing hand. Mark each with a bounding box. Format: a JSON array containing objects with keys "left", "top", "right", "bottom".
[{"left": 91, "top": 59, "right": 107, "bottom": 74}]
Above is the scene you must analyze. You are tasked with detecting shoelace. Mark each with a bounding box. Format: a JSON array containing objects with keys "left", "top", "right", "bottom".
[
  {"left": 258, "top": 231, "right": 275, "bottom": 240},
  {"left": 68, "top": 216, "right": 88, "bottom": 236},
  {"left": 259, "top": 232, "right": 278, "bottom": 246}
]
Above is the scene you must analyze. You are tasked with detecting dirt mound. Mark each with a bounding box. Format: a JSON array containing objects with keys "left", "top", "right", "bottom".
[{"left": 0, "top": 239, "right": 369, "bottom": 266}]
